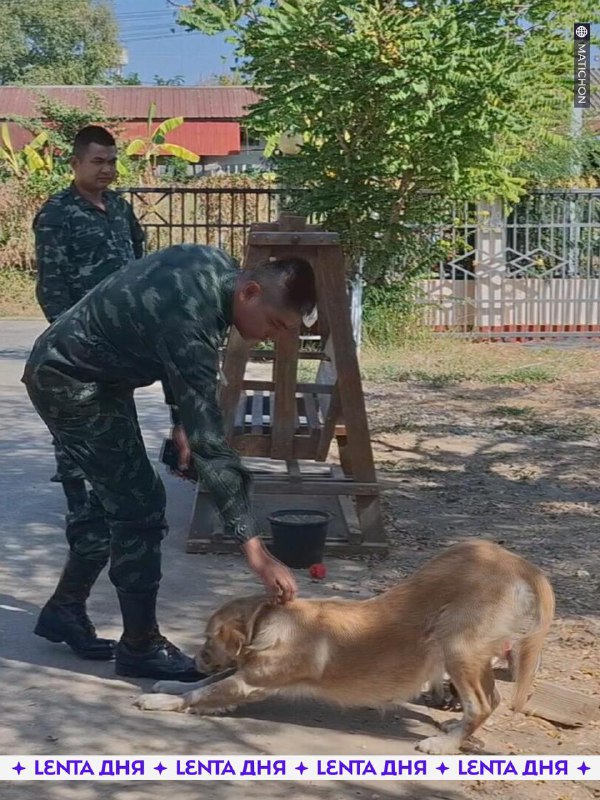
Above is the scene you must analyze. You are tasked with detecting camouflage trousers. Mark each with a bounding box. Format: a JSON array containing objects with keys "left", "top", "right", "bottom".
[
  {"left": 23, "top": 365, "right": 166, "bottom": 594},
  {"left": 51, "top": 437, "right": 86, "bottom": 482}
]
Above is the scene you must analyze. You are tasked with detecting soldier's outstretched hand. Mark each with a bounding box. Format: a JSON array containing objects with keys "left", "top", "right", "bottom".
[{"left": 243, "top": 537, "right": 297, "bottom": 603}]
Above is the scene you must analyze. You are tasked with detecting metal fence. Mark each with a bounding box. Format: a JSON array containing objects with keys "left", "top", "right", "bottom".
[
  {"left": 422, "top": 190, "right": 600, "bottom": 338},
  {"left": 119, "top": 187, "right": 284, "bottom": 260},
  {"left": 119, "top": 186, "right": 600, "bottom": 339}
]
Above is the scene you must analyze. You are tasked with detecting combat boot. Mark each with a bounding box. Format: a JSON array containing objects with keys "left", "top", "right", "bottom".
[
  {"left": 34, "top": 552, "right": 116, "bottom": 660},
  {"left": 115, "top": 589, "right": 203, "bottom": 681}
]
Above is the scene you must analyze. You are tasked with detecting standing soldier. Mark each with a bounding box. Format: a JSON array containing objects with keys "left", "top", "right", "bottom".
[
  {"left": 33, "top": 125, "right": 144, "bottom": 661},
  {"left": 24, "top": 246, "right": 315, "bottom": 681}
]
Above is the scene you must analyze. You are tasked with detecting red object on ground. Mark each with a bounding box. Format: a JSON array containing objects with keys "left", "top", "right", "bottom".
[{"left": 309, "top": 563, "right": 327, "bottom": 579}]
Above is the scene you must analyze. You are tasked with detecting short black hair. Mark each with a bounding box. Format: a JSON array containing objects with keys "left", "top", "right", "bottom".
[
  {"left": 73, "top": 125, "right": 116, "bottom": 159},
  {"left": 244, "top": 257, "right": 316, "bottom": 316}
]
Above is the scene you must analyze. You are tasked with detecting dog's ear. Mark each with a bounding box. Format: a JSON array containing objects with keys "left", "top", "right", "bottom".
[
  {"left": 217, "top": 620, "right": 246, "bottom": 657},
  {"left": 243, "top": 597, "right": 273, "bottom": 645},
  {"left": 217, "top": 597, "right": 273, "bottom": 657}
]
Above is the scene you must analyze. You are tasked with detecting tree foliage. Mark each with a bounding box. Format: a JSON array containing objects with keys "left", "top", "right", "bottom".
[
  {"left": 179, "top": 0, "right": 600, "bottom": 280},
  {"left": 0, "top": 0, "right": 121, "bottom": 85},
  {"left": 11, "top": 92, "right": 123, "bottom": 159}
]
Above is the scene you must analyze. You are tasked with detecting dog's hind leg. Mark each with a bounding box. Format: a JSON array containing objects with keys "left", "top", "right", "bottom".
[{"left": 417, "top": 661, "right": 499, "bottom": 754}]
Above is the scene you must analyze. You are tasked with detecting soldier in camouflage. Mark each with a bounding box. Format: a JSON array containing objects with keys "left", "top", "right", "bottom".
[
  {"left": 23, "top": 243, "right": 316, "bottom": 681},
  {"left": 32, "top": 126, "right": 145, "bottom": 662}
]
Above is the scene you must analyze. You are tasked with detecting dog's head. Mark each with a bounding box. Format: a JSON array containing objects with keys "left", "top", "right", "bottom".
[{"left": 196, "top": 595, "right": 273, "bottom": 672}]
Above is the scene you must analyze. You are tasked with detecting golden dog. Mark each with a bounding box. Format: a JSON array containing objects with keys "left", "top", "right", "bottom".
[{"left": 135, "top": 540, "right": 554, "bottom": 754}]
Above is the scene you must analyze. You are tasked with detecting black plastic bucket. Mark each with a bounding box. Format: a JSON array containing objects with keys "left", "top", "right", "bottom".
[{"left": 268, "top": 509, "right": 332, "bottom": 569}]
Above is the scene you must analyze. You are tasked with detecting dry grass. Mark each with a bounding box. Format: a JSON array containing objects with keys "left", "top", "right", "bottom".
[
  {"left": 298, "top": 336, "right": 600, "bottom": 388},
  {"left": 0, "top": 267, "right": 39, "bottom": 317},
  {"left": 359, "top": 337, "right": 600, "bottom": 386}
]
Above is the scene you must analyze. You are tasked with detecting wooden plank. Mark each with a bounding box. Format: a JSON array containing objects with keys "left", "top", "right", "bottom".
[
  {"left": 314, "top": 248, "right": 375, "bottom": 481},
  {"left": 278, "top": 214, "right": 307, "bottom": 231},
  {"left": 247, "top": 222, "right": 278, "bottom": 233},
  {"left": 249, "top": 349, "right": 329, "bottom": 361},
  {"left": 271, "top": 327, "right": 300, "bottom": 460},
  {"left": 336, "top": 431, "right": 353, "bottom": 477},
  {"left": 220, "top": 234, "right": 274, "bottom": 439},
  {"left": 252, "top": 479, "right": 379, "bottom": 496},
  {"left": 231, "top": 434, "right": 317, "bottom": 460},
  {"left": 187, "top": 535, "right": 387, "bottom": 557},
  {"left": 244, "top": 380, "right": 332, "bottom": 395},
  {"left": 220, "top": 328, "right": 250, "bottom": 440},
  {"left": 248, "top": 231, "right": 341, "bottom": 247},
  {"left": 314, "top": 245, "right": 385, "bottom": 544},
  {"left": 241, "top": 457, "right": 331, "bottom": 476},
  {"left": 521, "top": 681, "right": 600, "bottom": 727}
]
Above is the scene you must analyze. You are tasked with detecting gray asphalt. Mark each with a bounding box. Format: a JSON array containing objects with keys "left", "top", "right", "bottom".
[{"left": 0, "top": 320, "right": 448, "bottom": 800}]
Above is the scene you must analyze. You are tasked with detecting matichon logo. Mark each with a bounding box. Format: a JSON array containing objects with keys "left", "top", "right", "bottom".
[{"left": 574, "top": 23, "right": 590, "bottom": 41}]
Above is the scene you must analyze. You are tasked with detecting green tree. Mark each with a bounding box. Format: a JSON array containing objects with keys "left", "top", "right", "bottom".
[
  {"left": 111, "top": 72, "right": 143, "bottom": 86},
  {"left": 0, "top": 0, "right": 121, "bottom": 85},
  {"left": 8, "top": 94, "right": 142, "bottom": 193},
  {"left": 153, "top": 75, "right": 186, "bottom": 86},
  {"left": 179, "top": 0, "right": 600, "bottom": 281},
  {"left": 11, "top": 93, "right": 123, "bottom": 160}
]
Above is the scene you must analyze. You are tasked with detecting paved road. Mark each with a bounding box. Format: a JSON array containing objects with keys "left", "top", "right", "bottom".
[{"left": 0, "top": 320, "right": 451, "bottom": 800}]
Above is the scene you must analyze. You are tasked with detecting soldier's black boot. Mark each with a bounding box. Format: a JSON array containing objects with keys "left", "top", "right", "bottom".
[
  {"left": 34, "top": 552, "right": 116, "bottom": 660},
  {"left": 115, "top": 590, "right": 203, "bottom": 681}
]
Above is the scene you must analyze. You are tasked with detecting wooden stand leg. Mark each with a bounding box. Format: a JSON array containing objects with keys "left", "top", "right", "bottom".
[
  {"left": 315, "top": 246, "right": 385, "bottom": 544},
  {"left": 336, "top": 432, "right": 352, "bottom": 477}
]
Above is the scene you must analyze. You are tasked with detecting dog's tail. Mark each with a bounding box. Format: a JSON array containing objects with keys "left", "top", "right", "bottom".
[{"left": 512, "top": 571, "right": 555, "bottom": 713}]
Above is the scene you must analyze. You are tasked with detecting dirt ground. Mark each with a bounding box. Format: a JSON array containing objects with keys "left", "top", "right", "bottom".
[
  {"left": 351, "top": 347, "right": 600, "bottom": 798},
  {"left": 1, "top": 319, "right": 598, "bottom": 799}
]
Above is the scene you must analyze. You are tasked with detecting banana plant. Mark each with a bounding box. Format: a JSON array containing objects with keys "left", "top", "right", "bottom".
[
  {"left": 0, "top": 124, "right": 52, "bottom": 176},
  {"left": 125, "top": 102, "right": 200, "bottom": 170}
]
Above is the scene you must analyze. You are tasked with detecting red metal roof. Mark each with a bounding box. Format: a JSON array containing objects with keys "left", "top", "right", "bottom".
[
  {"left": 3, "top": 120, "right": 241, "bottom": 157},
  {"left": 120, "top": 121, "right": 241, "bottom": 156},
  {"left": 0, "top": 86, "right": 261, "bottom": 120}
]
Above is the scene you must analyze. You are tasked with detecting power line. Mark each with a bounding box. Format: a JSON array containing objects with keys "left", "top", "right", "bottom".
[
  {"left": 114, "top": 9, "right": 174, "bottom": 16},
  {"left": 120, "top": 33, "right": 192, "bottom": 43}
]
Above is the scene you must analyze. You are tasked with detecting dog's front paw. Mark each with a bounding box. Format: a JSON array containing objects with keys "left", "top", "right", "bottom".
[
  {"left": 135, "top": 693, "right": 185, "bottom": 712},
  {"left": 416, "top": 735, "right": 460, "bottom": 755}
]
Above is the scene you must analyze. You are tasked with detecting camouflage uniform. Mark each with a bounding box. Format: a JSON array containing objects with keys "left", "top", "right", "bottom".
[
  {"left": 23, "top": 244, "right": 258, "bottom": 595},
  {"left": 33, "top": 184, "right": 145, "bottom": 485}
]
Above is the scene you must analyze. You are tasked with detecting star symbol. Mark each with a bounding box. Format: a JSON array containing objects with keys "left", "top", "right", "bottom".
[
  {"left": 12, "top": 763, "right": 25, "bottom": 775},
  {"left": 437, "top": 762, "right": 449, "bottom": 775},
  {"left": 295, "top": 762, "right": 308, "bottom": 775},
  {"left": 578, "top": 762, "right": 590, "bottom": 776},
  {"left": 154, "top": 762, "right": 167, "bottom": 775}
]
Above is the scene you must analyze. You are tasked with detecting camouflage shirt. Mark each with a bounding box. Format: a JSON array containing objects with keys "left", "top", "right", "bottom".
[
  {"left": 33, "top": 184, "right": 145, "bottom": 323},
  {"left": 24, "top": 244, "right": 258, "bottom": 544}
]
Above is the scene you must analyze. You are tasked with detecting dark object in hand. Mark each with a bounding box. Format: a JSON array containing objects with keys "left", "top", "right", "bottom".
[{"left": 160, "top": 438, "right": 198, "bottom": 482}]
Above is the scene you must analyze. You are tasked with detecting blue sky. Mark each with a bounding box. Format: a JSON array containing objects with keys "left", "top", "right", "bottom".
[
  {"left": 110, "top": 3, "right": 599, "bottom": 86},
  {"left": 111, "top": 0, "right": 236, "bottom": 85}
]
